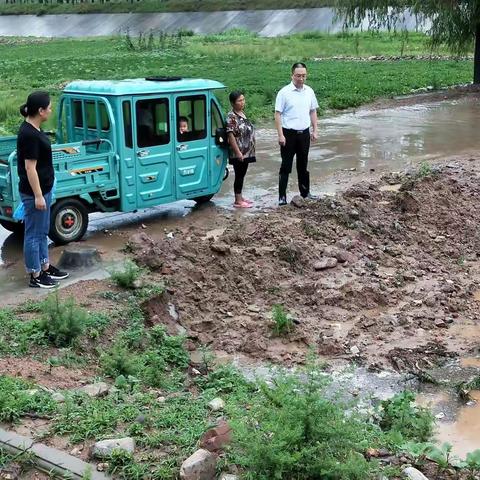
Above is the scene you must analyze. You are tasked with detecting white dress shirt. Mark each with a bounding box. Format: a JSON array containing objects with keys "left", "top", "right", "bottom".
[{"left": 275, "top": 82, "right": 319, "bottom": 130}]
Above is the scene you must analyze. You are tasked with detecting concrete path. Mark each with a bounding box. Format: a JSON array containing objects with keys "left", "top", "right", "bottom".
[{"left": 0, "top": 427, "right": 110, "bottom": 479}]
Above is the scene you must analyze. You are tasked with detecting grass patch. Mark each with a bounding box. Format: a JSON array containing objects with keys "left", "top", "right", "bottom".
[
  {"left": 0, "top": 32, "right": 473, "bottom": 134},
  {"left": 109, "top": 259, "right": 145, "bottom": 289},
  {"left": 0, "top": 308, "right": 45, "bottom": 356},
  {"left": 0, "top": 376, "right": 57, "bottom": 422}
]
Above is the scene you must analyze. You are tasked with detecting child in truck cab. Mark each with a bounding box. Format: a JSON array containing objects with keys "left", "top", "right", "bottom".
[{"left": 17, "top": 91, "right": 69, "bottom": 288}]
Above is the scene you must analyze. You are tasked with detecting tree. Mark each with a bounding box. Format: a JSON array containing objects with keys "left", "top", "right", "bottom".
[{"left": 335, "top": 0, "right": 480, "bottom": 84}]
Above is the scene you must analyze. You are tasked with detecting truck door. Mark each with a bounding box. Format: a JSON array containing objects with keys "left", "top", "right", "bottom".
[
  {"left": 133, "top": 96, "right": 174, "bottom": 208},
  {"left": 173, "top": 94, "right": 209, "bottom": 198}
]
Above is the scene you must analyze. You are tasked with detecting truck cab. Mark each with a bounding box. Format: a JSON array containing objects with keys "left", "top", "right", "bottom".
[{"left": 0, "top": 77, "right": 228, "bottom": 244}]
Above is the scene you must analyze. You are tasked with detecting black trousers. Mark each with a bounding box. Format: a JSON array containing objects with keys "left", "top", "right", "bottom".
[
  {"left": 279, "top": 128, "right": 310, "bottom": 198},
  {"left": 233, "top": 161, "right": 249, "bottom": 195}
]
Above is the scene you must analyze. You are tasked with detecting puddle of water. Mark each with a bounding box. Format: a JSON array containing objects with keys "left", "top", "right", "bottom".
[
  {"left": 460, "top": 358, "right": 480, "bottom": 368},
  {"left": 435, "top": 391, "right": 480, "bottom": 459}
]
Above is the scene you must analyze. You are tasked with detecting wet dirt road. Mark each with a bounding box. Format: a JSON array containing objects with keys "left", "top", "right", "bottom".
[{"left": 1, "top": 94, "right": 479, "bottom": 297}]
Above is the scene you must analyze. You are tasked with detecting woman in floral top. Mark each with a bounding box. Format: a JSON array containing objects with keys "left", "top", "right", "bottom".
[{"left": 226, "top": 91, "right": 256, "bottom": 208}]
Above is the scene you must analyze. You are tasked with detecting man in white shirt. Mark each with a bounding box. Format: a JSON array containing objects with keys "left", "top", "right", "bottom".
[{"left": 275, "top": 62, "right": 319, "bottom": 205}]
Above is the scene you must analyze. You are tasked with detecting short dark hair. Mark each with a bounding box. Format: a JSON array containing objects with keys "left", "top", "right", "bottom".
[
  {"left": 178, "top": 116, "right": 189, "bottom": 124},
  {"left": 19, "top": 91, "right": 50, "bottom": 118},
  {"left": 229, "top": 90, "right": 244, "bottom": 105},
  {"left": 291, "top": 62, "right": 307, "bottom": 73}
]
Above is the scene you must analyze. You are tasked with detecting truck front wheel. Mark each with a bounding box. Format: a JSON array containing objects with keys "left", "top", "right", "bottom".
[
  {"left": 0, "top": 219, "right": 24, "bottom": 236},
  {"left": 49, "top": 199, "right": 89, "bottom": 245}
]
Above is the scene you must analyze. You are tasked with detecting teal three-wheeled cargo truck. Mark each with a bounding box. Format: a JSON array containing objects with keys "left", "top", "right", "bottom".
[{"left": 0, "top": 77, "right": 229, "bottom": 244}]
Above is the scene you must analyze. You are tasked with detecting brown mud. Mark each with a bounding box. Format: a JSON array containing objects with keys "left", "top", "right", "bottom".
[{"left": 117, "top": 154, "right": 480, "bottom": 372}]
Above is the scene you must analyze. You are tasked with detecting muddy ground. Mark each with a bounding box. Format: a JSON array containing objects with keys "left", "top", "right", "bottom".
[{"left": 121, "top": 153, "right": 480, "bottom": 373}]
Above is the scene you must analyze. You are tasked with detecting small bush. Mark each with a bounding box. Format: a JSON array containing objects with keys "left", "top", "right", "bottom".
[
  {"left": 39, "top": 292, "right": 87, "bottom": 347},
  {"left": 271, "top": 304, "right": 294, "bottom": 336},
  {"left": 109, "top": 260, "right": 145, "bottom": 289},
  {"left": 417, "top": 161, "right": 434, "bottom": 179},
  {"left": 379, "top": 391, "right": 434, "bottom": 442},
  {"left": 232, "top": 366, "right": 379, "bottom": 479},
  {"left": 100, "top": 343, "right": 142, "bottom": 378}
]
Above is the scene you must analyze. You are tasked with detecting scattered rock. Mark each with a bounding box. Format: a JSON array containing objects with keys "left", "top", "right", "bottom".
[
  {"left": 157, "top": 396, "right": 167, "bottom": 403},
  {"left": 97, "top": 463, "right": 109, "bottom": 472},
  {"left": 350, "top": 345, "right": 360, "bottom": 355},
  {"left": 92, "top": 437, "right": 135, "bottom": 459},
  {"left": 291, "top": 195, "right": 306, "bottom": 208},
  {"left": 208, "top": 397, "right": 225, "bottom": 412},
  {"left": 199, "top": 419, "right": 232, "bottom": 452},
  {"left": 210, "top": 242, "right": 231, "bottom": 255},
  {"left": 52, "top": 392, "right": 66, "bottom": 403},
  {"left": 314, "top": 258, "right": 338, "bottom": 270},
  {"left": 219, "top": 474, "right": 239, "bottom": 480},
  {"left": 77, "top": 382, "right": 110, "bottom": 398},
  {"left": 403, "top": 466, "right": 430, "bottom": 480},
  {"left": 179, "top": 449, "right": 217, "bottom": 480}
]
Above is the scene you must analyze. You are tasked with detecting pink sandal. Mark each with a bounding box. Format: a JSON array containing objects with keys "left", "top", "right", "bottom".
[
  {"left": 242, "top": 198, "right": 254, "bottom": 205},
  {"left": 233, "top": 200, "right": 252, "bottom": 208}
]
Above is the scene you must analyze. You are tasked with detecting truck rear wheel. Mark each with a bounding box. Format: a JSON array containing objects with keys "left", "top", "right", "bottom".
[
  {"left": 193, "top": 194, "right": 214, "bottom": 204},
  {"left": 49, "top": 198, "right": 89, "bottom": 245},
  {"left": 0, "top": 219, "right": 24, "bottom": 236}
]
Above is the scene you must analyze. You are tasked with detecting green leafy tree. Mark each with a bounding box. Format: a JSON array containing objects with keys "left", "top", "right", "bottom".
[{"left": 335, "top": 0, "right": 480, "bottom": 83}]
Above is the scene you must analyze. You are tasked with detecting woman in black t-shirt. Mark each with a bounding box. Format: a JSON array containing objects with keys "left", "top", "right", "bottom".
[{"left": 17, "top": 91, "right": 69, "bottom": 288}]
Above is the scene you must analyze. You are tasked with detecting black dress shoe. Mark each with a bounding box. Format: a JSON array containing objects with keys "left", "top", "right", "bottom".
[{"left": 278, "top": 196, "right": 287, "bottom": 206}]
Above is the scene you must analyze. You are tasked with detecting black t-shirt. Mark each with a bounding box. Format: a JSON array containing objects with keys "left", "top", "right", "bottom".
[{"left": 17, "top": 121, "right": 54, "bottom": 196}]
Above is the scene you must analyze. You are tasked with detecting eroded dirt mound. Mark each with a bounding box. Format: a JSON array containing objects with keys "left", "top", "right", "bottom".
[{"left": 130, "top": 158, "right": 480, "bottom": 368}]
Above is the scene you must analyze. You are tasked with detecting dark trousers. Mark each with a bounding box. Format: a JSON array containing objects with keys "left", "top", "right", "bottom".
[
  {"left": 233, "top": 161, "right": 249, "bottom": 195},
  {"left": 279, "top": 128, "right": 310, "bottom": 198}
]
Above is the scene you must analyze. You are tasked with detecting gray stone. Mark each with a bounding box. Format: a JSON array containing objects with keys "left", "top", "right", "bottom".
[
  {"left": 291, "top": 195, "right": 306, "bottom": 208},
  {"left": 219, "top": 474, "right": 239, "bottom": 480},
  {"left": 423, "top": 363, "right": 480, "bottom": 388},
  {"left": 92, "top": 437, "right": 135, "bottom": 458},
  {"left": 403, "top": 467, "right": 430, "bottom": 480},
  {"left": 210, "top": 243, "right": 231, "bottom": 254},
  {"left": 77, "top": 382, "right": 110, "bottom": 398},
  {"left": 208, "top": 398, "right": 225, "bottom": 412},
  {"left": 314, "top": 258, "right": 338, "bottom": 270},
  {"left": 51, "top": 392, "right": 66, "bottom": 403},
  {"left": 180, "top": 449, "right": 217, "bottom": 480}
]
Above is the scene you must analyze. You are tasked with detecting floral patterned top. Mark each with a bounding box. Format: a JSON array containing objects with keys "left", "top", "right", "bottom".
[{"left": 226, "top": 110, "right": 256, "bottom": 163}]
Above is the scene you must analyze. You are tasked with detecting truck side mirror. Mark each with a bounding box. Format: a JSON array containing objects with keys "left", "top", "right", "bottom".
[{"left": 215, "top": 128, "right": 228, "bottom": 148}]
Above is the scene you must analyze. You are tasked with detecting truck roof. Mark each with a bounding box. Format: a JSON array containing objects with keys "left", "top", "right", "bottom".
[{"left": 64, "top": 78, "right": 226, "bottom": 96}]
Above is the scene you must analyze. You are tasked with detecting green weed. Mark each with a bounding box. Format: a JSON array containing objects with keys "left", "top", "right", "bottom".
[
  {"left": 109, "top": 260, "right": 145, "bottom": 289},
  {"left": 379, "top": 391, "right": 434, "bottom": 442},
  {"left": 417, "top": 161, "right": 434, "bottom": 179},
  {"left": 271, "top": 304, "right": 295, "bottom": 336}
]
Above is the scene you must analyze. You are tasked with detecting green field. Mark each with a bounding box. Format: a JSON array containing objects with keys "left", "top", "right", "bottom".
[
  {"left": 0, "top": 31, "right": 474, "bottom": 134},
  {"left": 0, "top": 0, "right": 333, "bottom": 15}
]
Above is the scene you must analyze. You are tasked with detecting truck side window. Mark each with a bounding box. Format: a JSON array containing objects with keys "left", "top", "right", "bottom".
[
  {"left": 85, "top": 101, "right": 110, "bottom": 132},
  {"left": 73, "top": 100, "right": 83, "bottom": 128},
  {"left": 176, "top": 95, "right": 206, "bottom": 142},
  {"left": 211, "top": 100, "right": 224, "bottom": 136},
  {"left": 123, "top": 101, "right": 133, "bottom": 148},
  {"left": 136, "top": 99, "right": 169, "bottom": 148}
]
